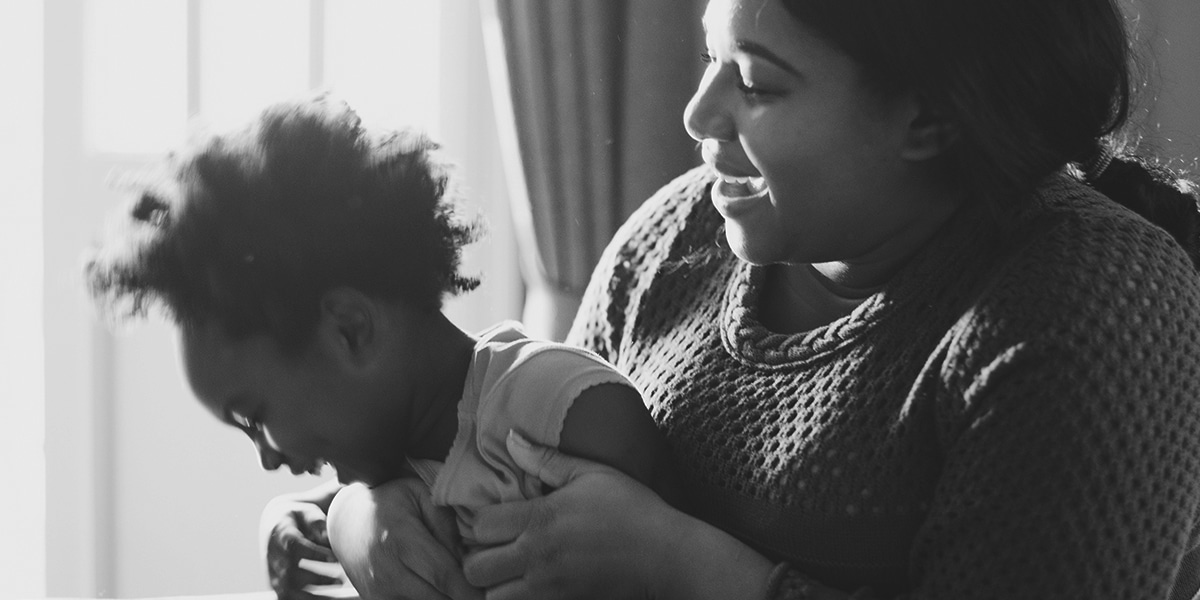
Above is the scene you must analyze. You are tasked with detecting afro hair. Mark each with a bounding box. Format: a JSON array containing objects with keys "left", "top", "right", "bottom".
[{"left": 85, "top": 95, "right": 482, "bottom": 349}]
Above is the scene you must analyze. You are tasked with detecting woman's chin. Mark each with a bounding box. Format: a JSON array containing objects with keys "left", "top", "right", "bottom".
[{"left": 723, "top": 224, "right": 779, "bottom": 266}]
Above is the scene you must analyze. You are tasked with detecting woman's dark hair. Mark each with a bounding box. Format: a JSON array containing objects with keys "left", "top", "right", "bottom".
[
  {"left": 780, "top": 0, "right": 1200, "bottom": 268},
  {"left": 85, "top": 95, "right": 482, "bottom": 350}
]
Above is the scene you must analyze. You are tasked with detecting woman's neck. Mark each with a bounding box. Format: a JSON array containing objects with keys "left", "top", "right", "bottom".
[
  {"left": 759, "top": 192, "right": 962, "bottom": 333},
  {"left": 759, "top": 263, "right": 877, "bottom": 333}
]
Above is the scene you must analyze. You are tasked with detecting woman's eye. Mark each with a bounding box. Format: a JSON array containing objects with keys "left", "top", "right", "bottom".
[
  {"left": 738, "top": 80, "right": 772, "bottom": 101},
  {"left": 699, "top": 51, "right": 715, "bottom": 64}
]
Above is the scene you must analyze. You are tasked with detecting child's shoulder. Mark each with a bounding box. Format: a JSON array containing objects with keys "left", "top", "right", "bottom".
[{"left": 472, "top": 320, "right": 624, "bottom": 378}]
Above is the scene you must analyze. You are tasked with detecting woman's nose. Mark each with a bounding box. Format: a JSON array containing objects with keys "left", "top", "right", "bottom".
[{"left": 683, "top": 67, "right": 734, "bottom": 143}]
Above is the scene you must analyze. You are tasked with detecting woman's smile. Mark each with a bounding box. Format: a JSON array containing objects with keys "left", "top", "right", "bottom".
[{"left": 711, "top": 173, "right": 771, "bottom": 217}]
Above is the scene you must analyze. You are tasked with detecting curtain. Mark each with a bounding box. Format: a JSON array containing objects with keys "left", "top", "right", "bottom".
[{"left": 485, "top": 0, "right": 705, "bottom": 340}]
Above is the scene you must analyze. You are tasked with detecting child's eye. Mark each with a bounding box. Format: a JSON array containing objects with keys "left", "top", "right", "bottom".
[
  {"left": 231, "top": 410, "right": 262, "bottom": 432},
  {"left": 699, "top": 51, "right": 715, "bottom": 64}
]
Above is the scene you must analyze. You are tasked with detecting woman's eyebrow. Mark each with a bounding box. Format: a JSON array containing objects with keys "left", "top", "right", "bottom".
[{"left": 736, "top": 40, "right": 801, "bottom": 75}]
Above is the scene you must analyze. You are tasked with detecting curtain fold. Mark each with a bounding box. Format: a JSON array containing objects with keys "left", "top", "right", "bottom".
[{"left": 487, "top": 0, "right": 705, "bottom": 340}]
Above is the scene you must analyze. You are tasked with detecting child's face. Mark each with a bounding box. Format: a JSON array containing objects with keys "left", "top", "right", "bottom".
[{"left": 178, "top": 320, "right": 401, "bottom": 485}]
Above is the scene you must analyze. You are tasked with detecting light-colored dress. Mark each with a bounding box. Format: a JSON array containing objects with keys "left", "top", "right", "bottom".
[{"left": 407, "top": 320, "right": 637, "bottom": 546}]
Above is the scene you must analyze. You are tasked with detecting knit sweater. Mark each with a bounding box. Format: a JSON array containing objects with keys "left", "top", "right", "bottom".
[{"left": 565, "top": 166, "right": 1200, "bottom": 600}]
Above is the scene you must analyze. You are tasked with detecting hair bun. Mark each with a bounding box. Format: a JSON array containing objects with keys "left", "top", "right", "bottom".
[{"left": 1090, "top": 153, "right": 1200, "bottom": 270}]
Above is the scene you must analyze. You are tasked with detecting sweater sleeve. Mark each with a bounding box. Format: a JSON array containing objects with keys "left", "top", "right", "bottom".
[{"left": 898, "top": 206, "right": 1200, "bottom": 599}]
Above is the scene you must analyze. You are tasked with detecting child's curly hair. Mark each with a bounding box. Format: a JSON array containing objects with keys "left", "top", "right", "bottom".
[{"left": 85, "top": 95, "right": 482, "bottom": 350}]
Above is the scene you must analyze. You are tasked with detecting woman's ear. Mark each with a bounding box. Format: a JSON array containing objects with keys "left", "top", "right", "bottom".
[
  {"left": 318, "top": 287, "right": 377, "bottom": 365},
  {"left": 900, "top": 95, "right": 958, "bottom": 161}
]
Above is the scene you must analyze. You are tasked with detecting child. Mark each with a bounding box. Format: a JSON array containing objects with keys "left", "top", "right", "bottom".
[{"left": 84, "top": 95, "right": 676, "bottom": 597}]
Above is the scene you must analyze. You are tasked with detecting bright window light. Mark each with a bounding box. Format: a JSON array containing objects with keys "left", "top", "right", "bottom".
[
  {"left": 0, "top": 0, "right": 45, "bottom": 598},
  {"left": 199, "top": 0, "right": 309, "bottom": 132},
  {"left": 325, "top": 0, "right": 441, "bottom": 136},
  {"left": 84, "top": 0, "right": 187, "bottom": 153}
]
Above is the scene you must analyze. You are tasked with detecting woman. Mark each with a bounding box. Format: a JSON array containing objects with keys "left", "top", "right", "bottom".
[{"left": 268, "top": 0, "right": 1200, "bottom": 598}]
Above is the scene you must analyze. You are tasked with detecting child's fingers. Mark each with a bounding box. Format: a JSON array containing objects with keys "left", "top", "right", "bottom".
[
  {"left": 287, "top": 533, "right": 338, "bottom": 562},
  {"left": 301, "top": 516, "right": 331, "bottom": 547},
  {"left": 292, "top": 560, "right": 346, "bottom": 588},
  {"left": 292, "top": 559, "right": 345, "bottom": 588}
]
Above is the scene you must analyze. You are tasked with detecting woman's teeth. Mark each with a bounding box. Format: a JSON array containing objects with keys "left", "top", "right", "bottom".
[
  {"left": 715, "top": 174, "right": 769, "bottom": 200},
  {"left": 720, "top": 174, "right": 760, "bottom": 186}
]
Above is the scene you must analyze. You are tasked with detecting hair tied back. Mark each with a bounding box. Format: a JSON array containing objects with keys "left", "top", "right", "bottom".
[{"left": 1080, "top": 139, "right": 1116, "bottom": 185}]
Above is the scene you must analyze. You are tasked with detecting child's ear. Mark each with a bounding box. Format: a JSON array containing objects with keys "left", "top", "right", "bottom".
[
  {"left": 899, "top": 94, "right": 958, "bottom": 161},
  {"left": 318, "top": 287, "right": 376, "bottom": 365}
]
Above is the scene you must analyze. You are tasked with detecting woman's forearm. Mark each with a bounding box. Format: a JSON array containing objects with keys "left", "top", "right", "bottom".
[{"left": 655, "top": 508, "right": 776, "bottom": 600}]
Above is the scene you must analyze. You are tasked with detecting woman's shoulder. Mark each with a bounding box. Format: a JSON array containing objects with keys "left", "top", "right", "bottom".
[
  {"left": 960, "top": 173, "right": 1200, "bottom": 341},
  {"left": 1022, "top": 173, "right": 1196, "bottom": 283}
]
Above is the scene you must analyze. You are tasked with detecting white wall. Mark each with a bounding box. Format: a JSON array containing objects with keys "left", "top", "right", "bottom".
[
  {"left": 0, "top": 2, "right": 45, "bottom": 599},
  {"left": 1137, "top": 0, "right": 1200, "bottom": 164}
]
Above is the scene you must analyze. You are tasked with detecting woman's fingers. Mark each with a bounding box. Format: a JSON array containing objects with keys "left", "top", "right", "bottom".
[
  {"left": 400, "top": 521, "right": 485, "bottom": 600},
  {"left": 461, "top": 540, "right": 527, "bottom": 589},
  {"left": 505, "top": 430, "right": 612, "bottom": 489},
  {"left": 480, "top": 578, "right": 528, "bottom": 600},
  {"left": 464, "top": 499, "right": 534, "bottom": 546}
]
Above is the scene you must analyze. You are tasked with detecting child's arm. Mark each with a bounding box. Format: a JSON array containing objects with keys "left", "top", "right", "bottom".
[
  {"left": 556, "top": 383, "right": 679, "bottom": 503},
  {"left": 327, "top": 479, "right": 482, "bottom": 600},
  {"left": 260, "top": 478, "right": 345, "bottom": 597}
]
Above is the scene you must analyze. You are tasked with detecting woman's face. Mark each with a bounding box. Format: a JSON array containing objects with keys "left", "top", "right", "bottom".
[
  {"left": 684, "top": 0, "right": 951, "bottom": 270},
  {"left": 179, "top": 321, "right": 400, "bottom": 485}
]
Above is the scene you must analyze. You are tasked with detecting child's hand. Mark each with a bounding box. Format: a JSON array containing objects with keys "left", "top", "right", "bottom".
[
  {"left": 328, "top": 479, "right": 483, "bottom": 600},
  {"left": 261, "top": 498, "right": 344, "bottom": 599}
]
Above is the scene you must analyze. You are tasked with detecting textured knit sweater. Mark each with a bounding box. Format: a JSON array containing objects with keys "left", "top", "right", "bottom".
[{"left": 565, "top": 166, "right": 1200, "bottom": 600}]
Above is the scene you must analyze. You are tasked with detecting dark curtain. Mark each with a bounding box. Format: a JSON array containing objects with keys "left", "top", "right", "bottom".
[{"left": 487, "top": 0, "right": 705, "bottom": 340}]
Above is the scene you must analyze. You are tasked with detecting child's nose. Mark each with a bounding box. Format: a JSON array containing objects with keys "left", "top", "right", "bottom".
[{"left": 253, "top": 436, "right": 285, "bottom": 471}]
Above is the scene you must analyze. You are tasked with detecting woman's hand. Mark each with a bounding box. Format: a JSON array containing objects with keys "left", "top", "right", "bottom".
[
  {"left": 463, "top": 432, "right": 776, "bottom": 600},
  {"left": 460, "top": 432, "right": 684, "bottom": 600},
  {"left": 326, "top": 478, "right": 484, "bottom": 600},
  {"left": 261, "top": 496, "right": 344, "bottom": 600}
]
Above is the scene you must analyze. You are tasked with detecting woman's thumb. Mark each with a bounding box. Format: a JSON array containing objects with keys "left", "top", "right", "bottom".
[{"left": 506, "top": 429, "right": 603, "bottom": 489}]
